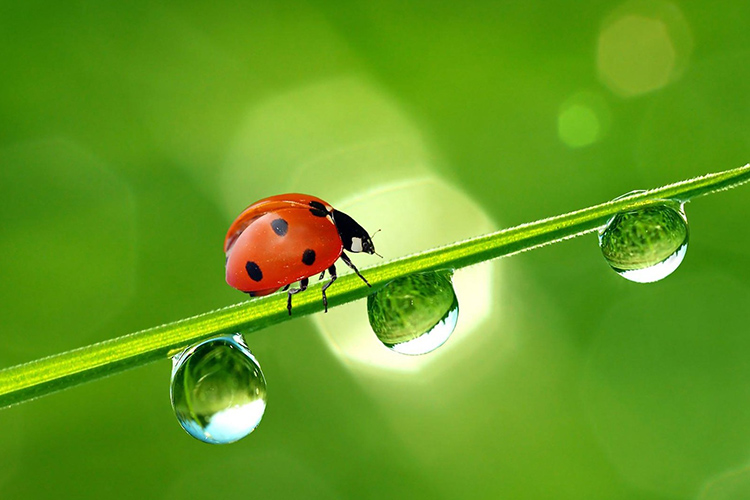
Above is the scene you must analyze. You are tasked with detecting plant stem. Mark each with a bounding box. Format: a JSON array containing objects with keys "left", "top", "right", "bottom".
[{"left": 1, "top": 164, "right": 748, "bottom": 409}]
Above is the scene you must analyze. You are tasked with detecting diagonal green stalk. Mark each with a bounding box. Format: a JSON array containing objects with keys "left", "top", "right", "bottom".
[{"left": 1, "top": 164, "right": 749, "bottom": 409}]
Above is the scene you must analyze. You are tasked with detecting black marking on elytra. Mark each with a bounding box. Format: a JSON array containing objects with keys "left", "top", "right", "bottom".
[
  {"left": 245, "top": 261, "right": 263, "bottom": 282},
  {"left": 302, "top": 248, "right": 316, "bottom": 266},
  {"left": 270, "top": 217, "right": 288, "bottom": 236},
  {"left": 308, "top": 201, "right": 328, "bottom": 217}
]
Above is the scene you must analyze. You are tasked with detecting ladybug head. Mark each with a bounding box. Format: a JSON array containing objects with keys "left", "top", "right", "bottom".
[{"left": 332, "top": 210, "right": 375, "bottom": 255}]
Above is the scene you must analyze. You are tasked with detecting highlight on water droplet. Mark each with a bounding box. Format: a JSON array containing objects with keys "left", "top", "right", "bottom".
[
  {"left": 367, "top": 271, "right": 459, "bottom": 355},
  {"left": 598, "top": 196, "right": 689, "bottom": 283},
  {"left": 170, "top": 334, "right": 267, "bottom": 444}
]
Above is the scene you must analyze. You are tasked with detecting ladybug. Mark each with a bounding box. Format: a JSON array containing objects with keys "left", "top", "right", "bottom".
[{"left": 224, "top": 194, "right": 376, "bottom": 315}]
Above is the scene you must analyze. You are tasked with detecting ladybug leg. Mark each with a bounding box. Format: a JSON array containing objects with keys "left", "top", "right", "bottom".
[
  {"left": 287, "top": 277, "right": 309, "bottom": 316},
  {"left": 321, "top": 264, "right": 337, "bottom": 313},
  {"left": 340, "top": 252, "right": 370, "bottom": 287},
  {"left": 282, "top": 284, "right": 290, "bottom": 291},
  {"left": 318, "top": 270, "right": 327, "bottom": 280}
]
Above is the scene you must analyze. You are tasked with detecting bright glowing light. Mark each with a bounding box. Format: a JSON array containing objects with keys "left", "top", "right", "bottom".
[
  {"left": 220, "top": 76, "right": 506, "bottom": 375},
  {"left": 313, "top": 176, "right": 499, "bottom": 373}
]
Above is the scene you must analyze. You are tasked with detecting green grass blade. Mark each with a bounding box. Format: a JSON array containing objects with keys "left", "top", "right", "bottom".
[{"left": 1, "top": 163, "right": 748, "bottom": 408}]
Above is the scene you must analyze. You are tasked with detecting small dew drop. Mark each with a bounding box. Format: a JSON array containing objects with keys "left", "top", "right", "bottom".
[
  {"left": 170, "top": 334, "right": 267, "bottom": 444},
  {"left": 367, "top": 271, "right": 459, "bottom": 355},
  {"left": 599, "top": 198, "right": 689, "bottom": 283}
]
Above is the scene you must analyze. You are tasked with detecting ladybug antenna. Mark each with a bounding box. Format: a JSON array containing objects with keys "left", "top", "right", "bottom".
[{"left": 369, "top": 229, "right": 383, "bottom": 257}]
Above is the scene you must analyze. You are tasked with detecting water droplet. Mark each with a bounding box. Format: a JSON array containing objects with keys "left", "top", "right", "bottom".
[
  {"left": 367, "top": 271, "right": 459, "bottom": 355},
  {"left": 170, "top": 334, "right": 267, "bottom": 444},
  {"left": 599, "top": 198, "right": 688, "bottom": 283}
]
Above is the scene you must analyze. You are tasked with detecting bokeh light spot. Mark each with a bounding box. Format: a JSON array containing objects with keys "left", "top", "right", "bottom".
[
  {"left": 599, "top": 15, "right": 674, "bottom": 96},
  {"left": 313, "top": 176, "right": 499, "bottom": 374},
  {"left": 558, "top": 104, "right": 600, "bottom": 148},
  {"left": 221, "top": 76, "right": 430, "bottom": 218},
  {"left": 558, "top": 91, "right": 611, "bottom": 148},
  {"left": 597, "top": 2, "right": 692, "bottom": 97}
]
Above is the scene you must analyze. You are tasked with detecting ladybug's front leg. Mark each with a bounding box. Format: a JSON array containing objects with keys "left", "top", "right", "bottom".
[
  {"left": 340, "top": 252, "right": 370, "bottom": 287},
  {"left": 287, "top": 277, "right": 309, "bottom": 316}
]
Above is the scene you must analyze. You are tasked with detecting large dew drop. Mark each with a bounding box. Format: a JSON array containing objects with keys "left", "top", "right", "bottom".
[
  {"left": 170, "top": 334, "right": 267, "bottom": 444},
  {"left": 367, "top": 271, "right": 459, "bottom": 355},
  {"left": 598, "top": 200, "right": 689, "bottom": 283}
]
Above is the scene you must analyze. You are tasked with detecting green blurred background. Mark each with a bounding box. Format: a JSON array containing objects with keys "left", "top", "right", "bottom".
[{"left": 1, "top": 1, "right": 750, "bottom": 498}]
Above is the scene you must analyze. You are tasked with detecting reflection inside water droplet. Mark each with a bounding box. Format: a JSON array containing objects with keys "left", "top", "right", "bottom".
[
  {"left": 170, "top": 334, "right": 267, "bottom": 444},
  {"left": 599, "top": 197, "right": 688, "bottom": 283},
  {"left": 367, "top": 271, "right": 459, "bottom": 355}
]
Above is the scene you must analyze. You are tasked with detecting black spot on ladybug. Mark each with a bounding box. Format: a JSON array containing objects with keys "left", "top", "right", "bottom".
[
  {"left": 309, "top": 201, "right": 328, "bottom": 217},
  {"left": 302, "top": 249, "right": 316, "bottom": 266},
  {"left": 245, "top": 261, "right": 263, "bottom": 282},
  {"left": 271, "top": 218, "right": 288, "bottom": 236}
]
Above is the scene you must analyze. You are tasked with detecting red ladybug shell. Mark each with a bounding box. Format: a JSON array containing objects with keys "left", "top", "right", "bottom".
[
  {"left": 225, "top": 194, "right": 342, "bottom": 295},
  {"left": 224, "top": 194, "right": 333, "bottom": 254}
]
